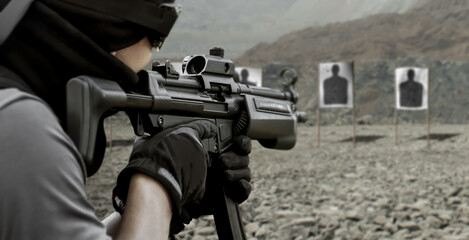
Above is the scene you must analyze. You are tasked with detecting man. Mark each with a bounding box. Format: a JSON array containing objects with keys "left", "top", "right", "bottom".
[{"left": 0, "top": 0, "right": 251, "bottom": 239}]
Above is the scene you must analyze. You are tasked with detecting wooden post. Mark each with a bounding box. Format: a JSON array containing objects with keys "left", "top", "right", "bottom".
[
  {"left": 394, "top": 69, "right": 398, "bottom": 145},
  {"left": 394, "top": 108, "right": 398, "bottom": 145},
  {"left": 352, "top": 62, "right": 356, "bottom": 148},
  {"left": 317, "top": 65, "right": 321, "bottom": 148},
  {"left": 108, "top": 116, "right": 113, "bottom": 153},
  {"left": 317, "top": 107, "right": 321, "bottom": 148},
  {"left": 427, "top": 68, "right": 431, "bottom": 149}
]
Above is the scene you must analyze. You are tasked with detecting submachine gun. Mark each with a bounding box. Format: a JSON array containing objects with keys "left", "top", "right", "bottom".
[{"left": 66, "top": 47, "right": 307, "bottom": 239}]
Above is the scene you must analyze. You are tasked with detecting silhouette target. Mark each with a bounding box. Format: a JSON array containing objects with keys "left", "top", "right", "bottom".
[
  {"left": 395, "top": 67, "right": 428, "bottom": 110},
  {"left": 319, "top": 62, "right": 353, "bottom": 108},
  {"left": 399, "top": 69, "right": 423, "bottom": 107},
  {"left": 324, "top": 64, "right": 348, "bottom": 104},
  {"left": 235, "top": 67, "right": 262, "bottom": 86}
]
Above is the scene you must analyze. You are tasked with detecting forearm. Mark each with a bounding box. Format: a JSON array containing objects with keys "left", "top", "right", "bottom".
[{"left": 115, "top": 173, "right": 172, "bottom": 240}]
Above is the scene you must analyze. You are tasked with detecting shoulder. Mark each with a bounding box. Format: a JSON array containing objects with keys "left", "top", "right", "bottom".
[
  {"left": 0, "top": 88, "right": 109, "bottom": 239},
  {"left": 0, "top": 88, "right": 86, "bottom": 179}
]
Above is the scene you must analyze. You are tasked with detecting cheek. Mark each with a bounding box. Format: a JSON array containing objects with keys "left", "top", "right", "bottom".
[
  {"left": 113, "top": 38, "right": 153, "bottom": 72},
  {"left": 137, "top": 38, "right": 153, "bottom": 70},
  {"left": 142, "top": 46, "right": 152, "bottom": 63}
]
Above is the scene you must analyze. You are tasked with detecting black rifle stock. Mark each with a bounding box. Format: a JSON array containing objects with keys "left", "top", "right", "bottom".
[{"left": 66, "top": 51, "right": 306, "bottom": 239}]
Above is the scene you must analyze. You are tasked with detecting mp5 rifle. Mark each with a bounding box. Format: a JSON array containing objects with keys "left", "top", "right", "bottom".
[{"left": 66, "top": 48, "right": 306, "bottom": 239}]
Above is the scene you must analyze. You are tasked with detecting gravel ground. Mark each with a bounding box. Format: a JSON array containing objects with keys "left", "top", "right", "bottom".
[{"left": 87, "top": 114, "right": 469, "bottom": 239}]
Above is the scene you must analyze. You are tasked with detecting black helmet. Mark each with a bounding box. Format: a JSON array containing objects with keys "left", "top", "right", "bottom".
[
  {"left": 56, "top": 0, "right": 179, "bottom": 50},
  {"left": 0, "top": 0, "right": 180, "bottom": 50},
  {"left": 0, "top": 0, "right": 180, "bottom": 177}
]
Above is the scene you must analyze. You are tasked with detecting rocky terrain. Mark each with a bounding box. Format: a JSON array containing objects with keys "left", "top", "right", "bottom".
[{"left": 86, "top": 114, "right": 469, "bottom": 239}]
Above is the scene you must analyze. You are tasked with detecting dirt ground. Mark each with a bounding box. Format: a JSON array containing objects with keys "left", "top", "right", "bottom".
[{"left": 86, "top": 113, "right": 469, "bottom": 239}]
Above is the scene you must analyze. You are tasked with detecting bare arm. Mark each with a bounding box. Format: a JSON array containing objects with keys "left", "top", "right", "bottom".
[{"left": 114, "top": 173, "right": 173, "bottom": 240}]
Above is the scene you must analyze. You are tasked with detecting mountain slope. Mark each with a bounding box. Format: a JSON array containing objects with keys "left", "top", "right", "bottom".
[
  {"left": 277, "top": 0, "right": 418, "bottom": 32},
  {"left": 236, "top": 1, "right": 469, "bottom": 124},
  {"left": 237, "top": 9, "right": 469, "bottom": 65}
]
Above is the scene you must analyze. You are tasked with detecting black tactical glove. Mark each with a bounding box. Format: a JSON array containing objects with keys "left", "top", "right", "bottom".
[
  {"left": 218, "top": 135, "right": 252, "bottom": 203},
  {"left": 112, "top": 120, "right": 216, "bottom": 226},
  {"left": 176, "top": 135, "right": 253, "bottom": 226}
]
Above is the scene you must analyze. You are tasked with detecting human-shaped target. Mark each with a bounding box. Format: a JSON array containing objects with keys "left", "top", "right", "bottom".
[
  {"left": 235, "top": 67, "right": 262, "bottom": 87},
  {"left": 395, "top": 67, "right": 428, "bottom": 110},
  {"left": 319, "top": 62, "right": 354, "bottom": 108}
]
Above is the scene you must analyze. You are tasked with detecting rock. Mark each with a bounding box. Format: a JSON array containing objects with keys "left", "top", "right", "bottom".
[
  {"left": 410, "top": 211, "right": 426, "bottom": 220},
  {"left": 431, "top": 210, "right": 453, "bottom": 222},
  {"left": 423, "top": 215, "right": 446, "bottom": 229},
  {"left": 421, "top": 229, "right": 445, "bottom": 239},
  {"left": 393, "top": 229, "right": 409, "bottom": 240},
  {"left": 318, "top": 216, "right": 339, "bottom": 229},
  {"left": 374, "top": 197, "right": 391, "bottom": 208},
  {"left": 410, "top": 199, "right": 431, "bottom": 211},
  {"left": 393, "top": 210, "right": 412, "bottom": 222},
  {"left": 342, "top": 172, "right": 358, "bottom": 178},
  {"left": 445, "top": 187, "right": 463, "bottom": 198},
  {"left": 194, "top": 226, "right": 216, "bottom": 235},
  {"left": 196, "top": 218, "right": 210, "bottom": 228},
  {"left": 373, "top": 214, "right": 389, "bottom": 225},
  {"left": 289, "top": 217, "right": 317, "bottom": 227},
  {"left": 456, "top": 204, "right": 469, "bottom": 215},
  {"left": 244, "top": 222, "right": 260, "bottom": 233},
  {"left": 255, "top": 225, "right": 269, "bottom": 237},
  {"left": 345, "top": 210, "right": 363, "bottom": 221},
  {"left": 192, "top": 235, "right": 206, "bottom": 240},
  {"left": 253, "top": 211, "right": 272, "bottom": 223},
  {"left": 457, "top": 217, "right": 469, "bottom": 224},
  {"left": 274, "top": 210, "right": 302, "bottom": 218},
  {"left": 458, "top": 188, "right": 469, "bottom": 197},
  {"left": 363, "top": 231, "right": 391, "bottom": 240},
  {"left": 384, "top": 220, "right": 398, "bottom": 233},
  {"left": 397, "top": 221, "right": 421, "bottom": 231},
  {"left": 358, "top": 223, "right": 380, "bottom": 232},
  {"left": 403, "top": 175, "right": 418, "bottom": 183},
  {"left": 334, "top": 227, "right": 351, "bottom": 239},
  {"left": 279, "top": 204, "right": 291, "bottom": 209},
  {"left": 395, "top": 203, "right": 410, "bottom": 211},
  {"left": 447, "top": 197, "right": 462, "bottom": 205}
]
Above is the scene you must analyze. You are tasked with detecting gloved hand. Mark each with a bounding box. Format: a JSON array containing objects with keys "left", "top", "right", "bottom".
[
  {"left": 112, "top": 120, "right": 216, "bottom": 228},
  {"left": 176, "top": 135, "right": 253, "bottom": 226},
  {"left": 218, "top": 135, "right": 252, "bottom": 203}
]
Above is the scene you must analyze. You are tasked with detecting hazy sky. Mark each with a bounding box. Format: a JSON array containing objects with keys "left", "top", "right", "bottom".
[{"left": 157, "top": 0, "right": 420, "bottom": 59}]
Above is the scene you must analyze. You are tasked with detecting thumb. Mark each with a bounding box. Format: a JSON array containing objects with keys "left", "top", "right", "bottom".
[{"left": 184, "top": 120, "right": 217, "bottom": 140}]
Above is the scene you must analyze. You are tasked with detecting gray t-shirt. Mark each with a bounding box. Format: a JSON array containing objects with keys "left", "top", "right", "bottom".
[{"left": 0, "top": 88, "right": 111, "bottom": 239}]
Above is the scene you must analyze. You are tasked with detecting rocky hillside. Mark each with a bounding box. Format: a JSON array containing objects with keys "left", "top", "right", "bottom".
[
  {"left": 237, "top": 0, "right": 469, "bottom": 64},
  {"left": 278, "top": 0, "right": 418, "bottom": 34},
  {"left": 235, "top": 0, "right": 469, "bottom": 124}
]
